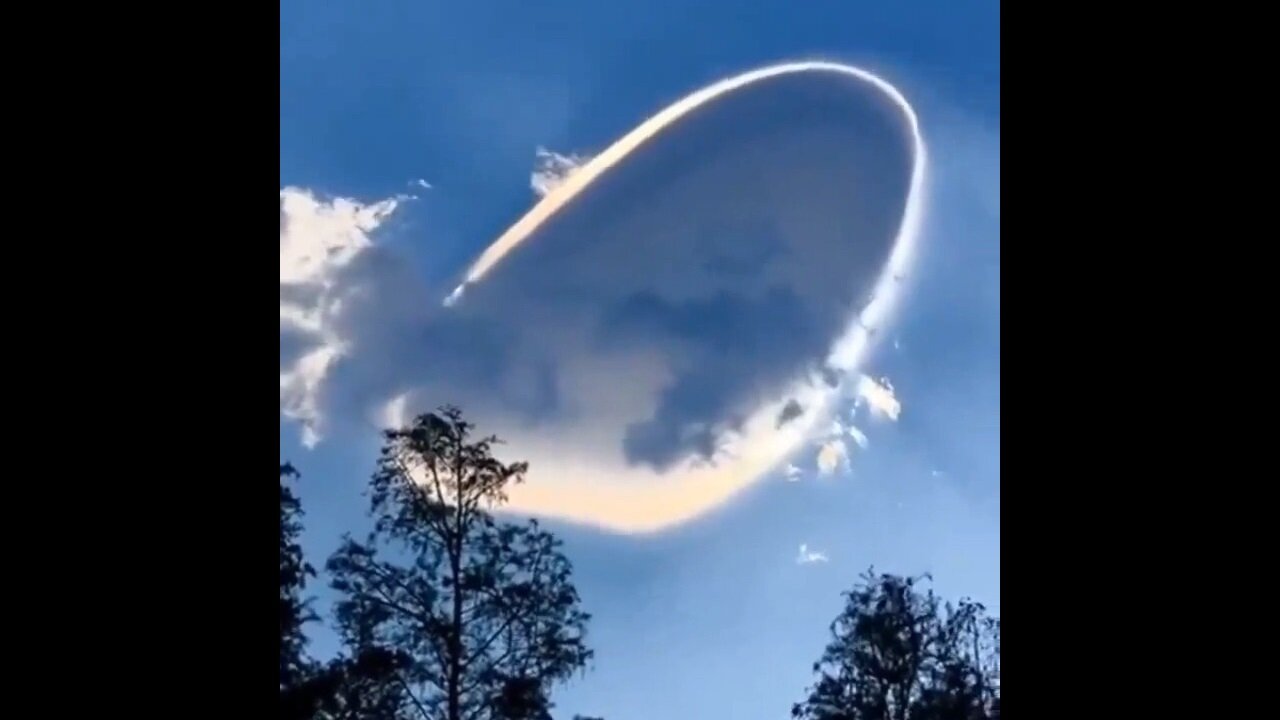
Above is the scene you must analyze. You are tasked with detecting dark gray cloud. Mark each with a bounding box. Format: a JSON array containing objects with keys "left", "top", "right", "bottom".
[{"left": 776, "top": 399, "right": 805, "bottom": 429}]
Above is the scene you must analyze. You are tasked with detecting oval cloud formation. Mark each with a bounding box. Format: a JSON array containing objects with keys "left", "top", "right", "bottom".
[
  {"left": 281, "top": 62, "right": 926, "bottom": 533},
  {"left": 400, "top": 63, "right": 926, "bottom": 533}
]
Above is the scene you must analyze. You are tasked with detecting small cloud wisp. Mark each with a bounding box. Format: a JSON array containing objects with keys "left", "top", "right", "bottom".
[{"left": 797, "top": 544, "right": 829, "bottom": 564}]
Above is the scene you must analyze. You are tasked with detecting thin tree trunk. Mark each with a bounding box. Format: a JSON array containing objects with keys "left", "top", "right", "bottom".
[
  {"left": 448, "top": 546, "right": 462, "bottom": 720},
  {"left": 448, "top": 451, "right": 466, "bottom": 720}
]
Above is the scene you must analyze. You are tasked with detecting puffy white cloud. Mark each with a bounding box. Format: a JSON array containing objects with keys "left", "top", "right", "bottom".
[
  {"left": 377, "top": 391, "right": 411, "bottom": 431},
  {"left": 816, "top": 439, "right": 849, "bottom": 476},
  {"left": 280, "top": 188, "right": 401, "bottom": 285},
  {"left": 847, "top": 423, "right": 869, "bottom": 449},
  {"left": 803, "top": 403, "right": 868, "bottom": 476},
  {"left": 856, "top": 375, "right": 901, "bottom": 421},
  {"left": 280, "top": 344, "right": 344, "bottom": 448},
  {"left": 530, "top": 146, "right": 589, "bottom": 197},
  {"left": 279, "top": 187, "right": 407, "bottom": 446},
  {"left": 796, "top": 543, "right": 829, "bottom": 564}
]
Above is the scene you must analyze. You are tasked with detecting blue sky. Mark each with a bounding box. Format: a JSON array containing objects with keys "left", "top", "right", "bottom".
[{"left": 281, "top": 2, "right": 998, "bottom": 718}]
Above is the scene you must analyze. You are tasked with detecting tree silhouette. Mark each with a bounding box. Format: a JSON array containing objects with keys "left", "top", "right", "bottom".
[
  {"left": 792, "top": 570, "right": 999, "bottom": 720},
  {"left": 321, "top": 646, "right": 415, "bottom": 720},
  {"left": 281, "top": 463, "right": 348, "bottom": 720},
  {"left": 281, "top": 462, "right": 313, "bottom": 690},
  {"left": 327, "top": 406, "right": 594, "bottom": 720}
]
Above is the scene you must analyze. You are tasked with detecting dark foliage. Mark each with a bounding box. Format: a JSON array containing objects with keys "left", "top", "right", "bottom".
[
  {"left": 792, "top": 570, "right": 1000, "bottom": 720},
  {"left": 281, "top": 462, "right": 314, "bottom": 688},
  {"left": 321, "top": 647, "right": 416, "bottom": 720},
  {"left": 281, "top": 462, "right": 347, "bottom": 720},
  {"left": 327, "top": 406, "right": 594, "bottom": 720}
]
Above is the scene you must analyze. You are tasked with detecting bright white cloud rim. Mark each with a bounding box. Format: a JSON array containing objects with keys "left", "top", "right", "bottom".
[{"left": 443, "top": 61, "right": 927, "bottom": 533}]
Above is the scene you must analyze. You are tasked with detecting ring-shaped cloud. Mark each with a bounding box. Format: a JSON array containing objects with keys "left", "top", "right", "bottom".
[{"left": 390, "top": 62, "right": 930, "bottom": 533}]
